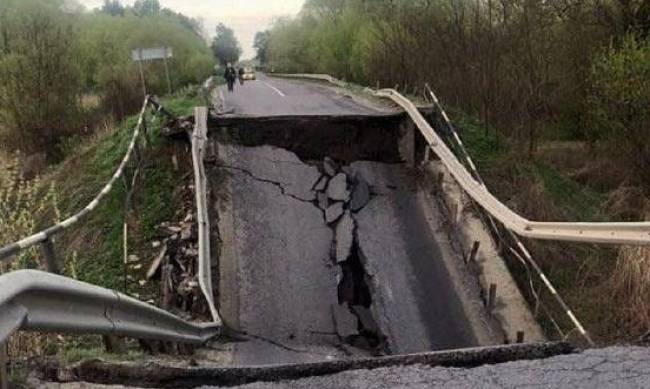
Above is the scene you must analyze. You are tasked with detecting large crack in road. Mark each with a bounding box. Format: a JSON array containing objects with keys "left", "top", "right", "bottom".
[{"left": 205, "top": 135, "right": 499, "bottom": 365}]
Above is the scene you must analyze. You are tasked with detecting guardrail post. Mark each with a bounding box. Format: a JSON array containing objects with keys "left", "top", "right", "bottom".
[
  {"left": 516, "top": 331, "right": 525, "bottom": 343},
  {"left": 0, "top": 341, "right": 7, "bottom": 389},
  {"left": 40, "top": 238, "right": 60, "bottom": 274},
  {"left": 103, "top": 335, "right": 127, "bottom": 355},
  {"left": 488, "top": 283, "right": 497, "bottom": 313},
  {"left": 466, "top": 241, "right": 480, "bottom": 264}
]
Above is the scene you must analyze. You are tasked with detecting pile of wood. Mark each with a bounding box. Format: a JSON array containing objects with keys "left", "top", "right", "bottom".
[{"left": 145, "top": 178, "right": 209, "bottom": 320}]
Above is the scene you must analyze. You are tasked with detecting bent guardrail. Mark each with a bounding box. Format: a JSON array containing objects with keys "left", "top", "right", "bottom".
[
  {"left": 376, "top": 89, "right": 650, "bottom": 246},
  {"left": 422, "top": 85, "right": 593, "bottom": 345},
  {"left": 0, "top": 270, "right": 220, "bottom": 344},
  {"left": 271, "top": 73, "right": 603, "bottom": 344},
  {"left": 271, "top": 73, "right": 650, "bottom": 246},
  {"left": 190, "top": 107, "right": 220, "bottom": 323}
]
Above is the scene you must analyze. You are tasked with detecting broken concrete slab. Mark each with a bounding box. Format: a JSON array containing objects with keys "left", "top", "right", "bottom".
[
  {"left": 353, "top": 161, "right": 486, "bottom": 354},
  {"left": 324, "top": 157, "right": 339, "bottom": 177},
  {"left": 327, "top": 173, "right": 350, "bottom": 202},
  {"left": 335, "top": 211, "right": 354, "bottom": 263},
  {"left": 317, "top": 192, "right": 329, "bottom": 210},
  {"left": 346, "top": 161, "right": 417, "bottom": 195},
  {"left": 351, "top": 305, "right": 381, "bottom": 335},
  {"left": 325, "top": 202, "right": 345, "bottom": 224},
  {"left": 213, "top": 142, "right": 345, "bottom": 364},
  {"left": 314, "top": 175, "right": 329, "bottom": 192},
  {"left": 332, "top": 303, "right": 358, "bottom": 339},
  {"left": 350, "top": 177, "right": 371, "bottom": 212}
]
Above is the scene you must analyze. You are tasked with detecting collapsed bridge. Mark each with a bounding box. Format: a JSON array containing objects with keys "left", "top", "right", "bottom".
[{"left": 1, "top": 72, "right": 650, "bottom": 386}]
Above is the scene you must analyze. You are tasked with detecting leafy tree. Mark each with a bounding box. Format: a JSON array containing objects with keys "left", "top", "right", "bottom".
[
  {"left": 101, "top": 0, "right": 124, "bottom": 16},
  {"left": 589, "top": 34, "right": 650, "bottom": 186},
  {"left": 253, "top": 30, "right": 270, "bottom": 64},
  {"left": 211, "top": 23, "right": 241, "bottom": 65},
  {"left": 0, "top": 0, "right": 215, "bottom": 156},
  {"left": 0, "top": 0, "right": 81, "bottom": 157},
  {"left": 132, "top": 0, "right": 160, "bottom": 17}
]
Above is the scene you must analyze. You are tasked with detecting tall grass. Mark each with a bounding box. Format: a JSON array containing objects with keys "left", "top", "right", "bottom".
[
  {"left": 612, "top": 208, "right": 650, "bottom": 336},
  {"left": 0, "top": 153, "right": 64, "bottom": 362}
]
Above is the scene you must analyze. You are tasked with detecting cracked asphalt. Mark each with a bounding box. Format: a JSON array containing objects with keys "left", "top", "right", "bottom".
[
  {"left": 209, "top": 140, "right": 493, "bottom": 365},
  {"left": 197, "top": 347, "right": 650, "bottom": 389},
  {"left": 213, "top": 143, "right": 348, "bottom": 365}
]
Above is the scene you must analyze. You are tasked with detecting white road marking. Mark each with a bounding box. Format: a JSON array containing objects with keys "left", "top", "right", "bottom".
[{"left": 263, "top": 81, "right": 286, "bottom": 97}]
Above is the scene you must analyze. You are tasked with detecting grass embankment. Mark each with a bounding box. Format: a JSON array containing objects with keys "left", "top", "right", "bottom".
[
  {"left": 453, "top": 112, "right": 626, "bottom": 344},
  {"left": 50, "top": 91, "right": 200, "bottom": 291}
]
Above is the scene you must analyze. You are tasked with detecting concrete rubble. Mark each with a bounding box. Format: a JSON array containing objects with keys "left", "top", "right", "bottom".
[
  {"left": 327, "top": 173, "right": 350, "bottom": 202},
  {"left": 325, "top": 202, "right": 345, "bottom": 224},
  {"left": 211, "top": 143, "right": 500, "bottom": 363},
  {"left": 335, "top": 212, "right": 354, "bottom": 264},
  {"left": 349, "top": 176, "right": 371, "bottom": 212}
]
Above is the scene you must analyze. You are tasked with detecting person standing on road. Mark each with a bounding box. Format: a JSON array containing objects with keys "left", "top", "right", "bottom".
[
  {"left": 238, "top": 67, "right": 245, "bottom": 86},
  {"left": 224, "top": 63, "right": 237, "bottom": 92}
]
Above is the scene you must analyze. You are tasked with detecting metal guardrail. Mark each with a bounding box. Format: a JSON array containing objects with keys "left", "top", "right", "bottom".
[
  {"left": 0, "top": 96, "right": 223, "bottom": 350},
  {"left": 271, "top": 73, "right": 650, "bottom": 245},
  {"left": 272, "top": 73, "right": 602, "bottom": 344},
  {"left": 422, "top": 85, "right": 593, "bottom": 345},
  {"left": 377, "top": 89, "right": 650, "bottom": 246},
  {"left": 0, "top": 270, "right": 220, "bottom": 344},
  {"left": 191, "top": 107, "right": 220, "bottom": 324}
]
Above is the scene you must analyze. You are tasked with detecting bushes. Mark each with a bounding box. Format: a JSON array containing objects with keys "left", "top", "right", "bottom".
[
  {"left": 78, "top": 11, "right": 215, "bottom": 118},
  {"left": 589, "top": 35, "right": 650, "bottom": 188},
  {"left": 0, "top": 0, "right": 215, "bottom": 157},
  {"left": 265, "top": 0, "right": 647, "bottom": 161},
  {"left": 0, "top": 0, "right": 81, "bottom": 157}
]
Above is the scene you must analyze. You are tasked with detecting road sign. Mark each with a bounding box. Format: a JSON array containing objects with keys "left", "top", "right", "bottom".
[
  {"left": 131, "top": 47, "right": 174, "bottom": 96},
  {"left": 131, "top": 47, "right": 173, "bottom": 62}
]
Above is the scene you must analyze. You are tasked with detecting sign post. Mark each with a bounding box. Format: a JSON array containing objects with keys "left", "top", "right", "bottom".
[{"left": 132, "top": 46, "right": 174, "bottom": 97}]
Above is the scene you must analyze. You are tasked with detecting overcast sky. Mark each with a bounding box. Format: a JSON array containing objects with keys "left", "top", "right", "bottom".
[{"left": 78, "top": 0, "right": 304, "bottom": 59}]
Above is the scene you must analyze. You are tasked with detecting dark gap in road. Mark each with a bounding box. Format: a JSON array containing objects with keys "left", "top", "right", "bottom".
[
  {"left": 338, "top": 238, "right": 388, "bottom": 353},
  {"left": 312, "top": 156, "right": 388, "bottom": 354},
  {"left": 200, "top": 110, "right": 483, "bottom": 362},
  {"left": 207, "top": 114, "right": 406, "bottom": 164}
]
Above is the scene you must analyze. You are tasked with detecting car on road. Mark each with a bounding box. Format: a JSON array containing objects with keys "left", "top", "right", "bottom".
[{"left": 242, "top": 66, "right": 256, "bottom": 80}]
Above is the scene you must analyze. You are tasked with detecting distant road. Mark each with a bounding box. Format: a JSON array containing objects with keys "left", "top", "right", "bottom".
[{"left": 217, "top": 73, "right": 381, "bottom": 116}]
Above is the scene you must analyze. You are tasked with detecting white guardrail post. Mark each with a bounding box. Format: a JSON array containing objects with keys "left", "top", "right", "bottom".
[{"left": 191, "top": 107, "right": 221, "bottom": 324}]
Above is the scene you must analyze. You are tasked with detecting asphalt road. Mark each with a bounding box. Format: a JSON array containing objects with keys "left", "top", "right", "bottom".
[
  {"left": 198, "top": 347, "right": 650, "bottom": 389},
  {"left": 218, "top": 73, "right": 381, "bottom": 116},
  {"left": 208, "top": 76, "right": 495, "bottom": 364}
]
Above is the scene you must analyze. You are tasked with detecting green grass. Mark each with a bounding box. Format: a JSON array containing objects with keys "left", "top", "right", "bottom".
[
  {"left": 48, "top": 92, "right": 195, "bottom": 291},
  {"left": 60, "top": 345, "right": 146, "bottom": 364},
  {"left": 532, "top": 163, "right": 606, "bottom": 222},
  {"left": 452, "top": 109, "right": 505, "bottom": 166}
]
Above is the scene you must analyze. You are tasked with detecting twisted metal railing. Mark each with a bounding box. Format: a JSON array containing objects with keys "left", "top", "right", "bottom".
[
  {"left": 269, "top": 73, "right": 636, "bottom": 346},
  {"left": 0, "top": 270, "right": 220, "bottom": 345},
  {"left": 0, "top": 96, "right": 221, "bottom": 358}
]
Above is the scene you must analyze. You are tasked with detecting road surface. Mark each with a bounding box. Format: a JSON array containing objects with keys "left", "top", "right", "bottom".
[
  {"left": 207, "top": 76, "right": 498, "bottom": 365},
  {"left": 199, "top": 347, "right": 650, "bottom": 389},
  {"left": 217, "top": 73, "right": 381, "bottom": 116}
]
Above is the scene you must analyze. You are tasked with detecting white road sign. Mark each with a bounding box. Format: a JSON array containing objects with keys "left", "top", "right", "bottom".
[{"left": 131, "top": 47, "right": 173, "bottom": 62}]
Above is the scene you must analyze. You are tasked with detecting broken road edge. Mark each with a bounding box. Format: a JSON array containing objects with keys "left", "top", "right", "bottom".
[{"left": 47, "top": 342, "right": 575, "bottom": 388}]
